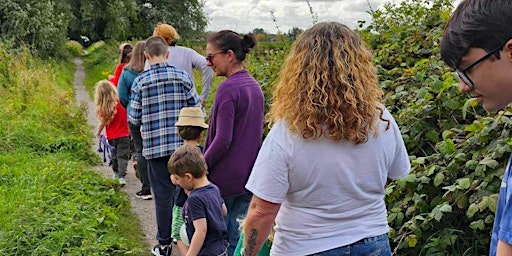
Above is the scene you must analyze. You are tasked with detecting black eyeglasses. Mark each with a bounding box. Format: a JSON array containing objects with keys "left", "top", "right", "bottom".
[
  {"left": 206, "top": 51, "right": 224, "bottom": 63},
  {"left": 457, "top": 44, "right": 504, "bottom": 89}
]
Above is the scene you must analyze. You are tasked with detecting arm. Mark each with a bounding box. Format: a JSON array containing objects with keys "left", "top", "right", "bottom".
[
  {"left": 117, "top": 71, "right": 130, "bottom": 108},
  {"left": 190, "top": 50, "right": 213, "bottom": 104},
  {"left": 111, "top": 64, "right": 123, "bottom": 86},
  {"left": 95, "top": 123, "right": 105, "bottom": 138},
  {"left": 497, "top": 240, "right": 512, "bottom": 256},
  {"left": 203, "top": 99, "right": 235, "bottom": 169},
  {"left": 243, "top": 196, "right": 280, "bottom": 256},
  {"left": 186, "top": 218, "right": 207, "bottom": 256},
  {"left": 128, "top": 79, "right": 142, "bottom": 125},
  {"left": 221, "top": 202, "right": 227, "bottom": 217}
]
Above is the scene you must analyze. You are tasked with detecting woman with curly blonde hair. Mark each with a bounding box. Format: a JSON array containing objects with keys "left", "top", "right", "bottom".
[
  {"left": 94, "top": 80, "right": 130, "bottom": 186},
  {"left": 242, "top": 22, "right": 411, "bottom": 256}
]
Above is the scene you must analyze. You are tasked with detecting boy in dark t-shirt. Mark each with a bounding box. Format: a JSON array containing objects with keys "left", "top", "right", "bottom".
[
  {"left": 171, "top": 107, "right": 209, "bottom": 255},
  {"left": 168, "top": 145, "right": 228, "bottom": 256}
]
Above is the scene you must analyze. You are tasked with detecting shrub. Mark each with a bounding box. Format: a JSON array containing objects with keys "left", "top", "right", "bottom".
[
  {"left": 66, "top": 40, "right": 84, "bottom": 57},
  {"left": 362, "top": 0, "right": 507, "bottom": 254}
]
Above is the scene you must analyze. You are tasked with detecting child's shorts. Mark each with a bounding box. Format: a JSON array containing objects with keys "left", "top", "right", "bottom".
[{"left": 171, "top": 205, "right": 184, "bottom": 241}]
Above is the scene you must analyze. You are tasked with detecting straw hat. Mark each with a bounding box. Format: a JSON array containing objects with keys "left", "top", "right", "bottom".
[
  {"left": 154, "top": 23, "right": 180, "bottom": 46},
  {"left": 175, "top": 107, "right": 208, "bottom": 128}
]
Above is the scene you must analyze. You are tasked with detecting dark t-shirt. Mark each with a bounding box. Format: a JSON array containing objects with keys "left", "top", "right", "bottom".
[{"left": 184, "top": 183, "right": 228, "bottom": 255}]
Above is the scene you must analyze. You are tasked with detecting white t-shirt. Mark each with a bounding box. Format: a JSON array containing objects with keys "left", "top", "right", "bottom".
[{"left": 245, "top": 108, "right": 410, "bottom": 256}]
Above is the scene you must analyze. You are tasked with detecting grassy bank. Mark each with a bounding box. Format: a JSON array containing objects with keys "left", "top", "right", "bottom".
[{"left": 0, "top": 45, "right": 147, "bottom": 255}]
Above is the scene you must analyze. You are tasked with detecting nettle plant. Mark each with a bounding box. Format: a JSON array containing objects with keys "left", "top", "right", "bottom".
[{"left": 362, "top": 0, "right": 512, "bottom": 254}]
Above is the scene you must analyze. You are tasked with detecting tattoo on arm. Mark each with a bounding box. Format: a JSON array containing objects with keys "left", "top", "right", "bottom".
[{"left": 246, "top": 228, "right": 259, "bottom": 255}]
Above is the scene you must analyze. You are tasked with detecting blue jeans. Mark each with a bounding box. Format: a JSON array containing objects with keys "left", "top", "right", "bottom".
[
  {"left": 308, "top": 234, "right": 391, "bottom": 256},
  {"left": 147, "top": 156, "right": 175, "bottom": 245},
  {"left": 224, "top": 194, "right": 252, "bottom": 256}
]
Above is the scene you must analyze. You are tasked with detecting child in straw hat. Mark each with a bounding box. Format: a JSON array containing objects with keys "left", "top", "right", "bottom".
[{"left": 170, "top": 107, "right": 211, "bottom": 255}]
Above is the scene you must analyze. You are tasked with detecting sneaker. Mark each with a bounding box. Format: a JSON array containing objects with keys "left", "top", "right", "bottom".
[
  {"left": 112, "top": 173, "right": 119, "bottom": 179},
  {"left": 118, "top": 177, "right": 126, "bottom": 186},
  {"left": 135, "top": 190, "right": 152, "bottom": 200},
  {"left": 151, "top": 244, "right": 171, "bottom": 256},
  {"left": 133, "top": 161, "right": 139, "bottom": 179}
]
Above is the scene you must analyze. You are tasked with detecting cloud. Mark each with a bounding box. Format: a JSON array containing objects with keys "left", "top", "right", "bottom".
[{"left": 203, "top": 0, "right": 444, "bottom": 34}]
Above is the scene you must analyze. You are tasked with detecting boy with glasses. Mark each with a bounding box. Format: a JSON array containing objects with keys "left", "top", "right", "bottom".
[{"left": 441, "top": 0, "right": 512, "bottom": 255}]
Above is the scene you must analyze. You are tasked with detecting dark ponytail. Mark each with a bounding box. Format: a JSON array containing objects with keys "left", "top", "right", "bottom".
[{"left": 208, "top": 30, "right": 257, "bottom": 62}]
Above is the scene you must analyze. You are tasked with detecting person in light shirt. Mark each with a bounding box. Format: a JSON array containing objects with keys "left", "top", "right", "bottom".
[{"left": 241, "top": 22, "right": 411, "bottom": 256}]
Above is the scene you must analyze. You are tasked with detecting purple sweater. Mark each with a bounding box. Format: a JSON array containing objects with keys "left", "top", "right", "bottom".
[{"left": 204, "top": 70, "right": 264, "bottom": 198}]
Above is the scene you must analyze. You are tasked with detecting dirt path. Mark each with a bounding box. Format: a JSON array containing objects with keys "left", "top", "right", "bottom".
[{"left": 72, "top": 57, "right": 161, "bottom": 253}]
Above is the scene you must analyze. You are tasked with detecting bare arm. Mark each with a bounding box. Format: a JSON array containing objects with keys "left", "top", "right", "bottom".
[
  {"left": 243, "top": 196, "right": 280, "bottom": 256},
  {"left": 497, "top": 240, "right": 512, "bottom": 256},
  {"left": 221, "top": 203, "right": 227, "bottom": 217},
  {"left": 95, "top": 123, "right": 105, "bottom": 138},
  {"left": 186, "top": 218, "right": 207, "bottom": 256},
  {"left": 191, "top": 49, "right": 213, "bottom": 103}
]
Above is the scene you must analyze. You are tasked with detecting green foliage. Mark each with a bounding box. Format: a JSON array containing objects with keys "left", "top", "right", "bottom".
[
  {"left": 0, "top": 45, "right": 147, "bottom": 254},
  {"left": 0, "top": 152, "right": 145, "bottom": 255},
  {"left": 0, "top": 0, "right": 207, "bottom": 57},
  {"left": 132, "top": 0, "right": 208, "bottom": 40},
  {"left": 361, "top": 0, "right": 508, "bottom": 254},
  {"left": 0, "top": 0, "right": 71, "bottom": 57},
  {"left": 66, "top": 40, "right": 84, "bottom": 57},
  {"left": 82, "top": 41, "right": 120, "bottom": 98},
  {"left": 69, "top": 0, "right": 138, "bottom": 44},
  {"left": 246, "top": 42, "right": 290, "bottom": 135}
]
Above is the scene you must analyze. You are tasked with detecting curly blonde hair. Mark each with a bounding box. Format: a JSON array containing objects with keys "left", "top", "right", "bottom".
[
  {"left": 94, "top": 80, "right": 118, "bottom": 125},
  {"left": 269, "top": 22, "right": 386, "bottom": 144}
]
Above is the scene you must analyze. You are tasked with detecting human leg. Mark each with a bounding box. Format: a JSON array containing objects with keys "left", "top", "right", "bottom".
[
  {"left": 147, "top": 156, "right": 175, "bottom": 246},
  {"left": 129, "top": 123, "right": 151, "bottom": 194},
  {"left": 224, "top": 194, "right": 252, "bottom": 256},
  {"left": 114, "top": 136, "right": 130, "bottom": 179}
]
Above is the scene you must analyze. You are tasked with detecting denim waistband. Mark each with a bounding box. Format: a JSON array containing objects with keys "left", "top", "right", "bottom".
[{"left": 352, "top": 233, "right": 388, "bottom": 245}]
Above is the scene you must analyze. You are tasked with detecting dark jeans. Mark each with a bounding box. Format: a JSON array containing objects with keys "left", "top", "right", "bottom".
[
  {"left": 308, "top": 234, "right": 391, "bottom": 256},
  {"left": 108, "top": 136, "right": 130, "bottom": 178},
  {"left": 224, "top": 194, "right": 252, "bottom": 256},
  {"left": 147, "top": 156, "right": 175, "bottom": 245},
  {"left": 128, "top": 122, "right": 150, "bottom": 193}
]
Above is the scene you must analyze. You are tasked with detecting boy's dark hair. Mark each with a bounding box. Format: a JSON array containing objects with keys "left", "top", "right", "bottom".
[
  {"left": 441, "top": 0, "right": 512, "bottom": 69},
  {"left": 145, "top": 36, "right": 168, "bottom": 58},
  {"left": 207, "top": 30, "right": 257, "bottom": 62},
  {"left": 168, "top": 145, "right": 207, "bottom": 178},
  {"left": 178, "top": 126, "right": 205, "bottom": 141}
]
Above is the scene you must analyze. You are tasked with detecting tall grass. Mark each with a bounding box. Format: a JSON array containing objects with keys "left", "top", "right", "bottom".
[{"left": 0, "top": 44, "right": 147, "bottom": 255}]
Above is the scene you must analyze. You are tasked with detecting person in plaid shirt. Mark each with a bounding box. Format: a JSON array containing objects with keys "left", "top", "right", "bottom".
[{"left": 129, "top": 35, "right": 200, "bottom": 256}]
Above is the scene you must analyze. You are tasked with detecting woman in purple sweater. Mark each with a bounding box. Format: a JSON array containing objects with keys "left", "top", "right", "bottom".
[{"left": 204, "top": 30, "right": 264, "bottom": 256}]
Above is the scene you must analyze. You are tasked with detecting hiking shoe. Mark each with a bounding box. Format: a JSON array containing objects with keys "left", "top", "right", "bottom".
[
  {"left": 133, "top": 161, "right": 140, "bottom": 179},
  {"left": 135, "top": 190, "right": 152, "bottom": 200},
  {"left": 151, "top": 244, "right": 171, "bottom": 256},
  {"left": 118, "top": 178, "right": 126, "bottom": 186}
]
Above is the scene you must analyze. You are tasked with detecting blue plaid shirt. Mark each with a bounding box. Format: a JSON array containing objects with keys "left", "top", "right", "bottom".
[{"left": 129, "top": 62, "right": 200, "bottom": 159}]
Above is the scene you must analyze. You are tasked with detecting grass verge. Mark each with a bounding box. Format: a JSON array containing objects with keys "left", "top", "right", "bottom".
[{"left": 0, "top": 43, "right": 147, "bottom": 255}]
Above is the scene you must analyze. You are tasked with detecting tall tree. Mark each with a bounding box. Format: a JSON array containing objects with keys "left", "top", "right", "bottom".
[
  {"left": 0, "top": 0, "right": 71, "bottom": 57},
  {"left": 69, "top": 0, "right": 138, "bottom": 44},
  {"left": 133, "top": 0, "right": 207, "bottom": 40}
]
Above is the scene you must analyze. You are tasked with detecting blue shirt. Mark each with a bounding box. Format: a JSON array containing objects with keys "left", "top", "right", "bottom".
[
  {"left": 129, "top": 62, "right": 200, "bottom": 159},
  {"left": 491, "top": 154, "right": 512, "bottom": 255}
]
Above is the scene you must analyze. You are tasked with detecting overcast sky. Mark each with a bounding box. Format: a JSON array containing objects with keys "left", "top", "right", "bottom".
[{"left": 204, "top": 0, "right": 462, "bottom": 34}]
